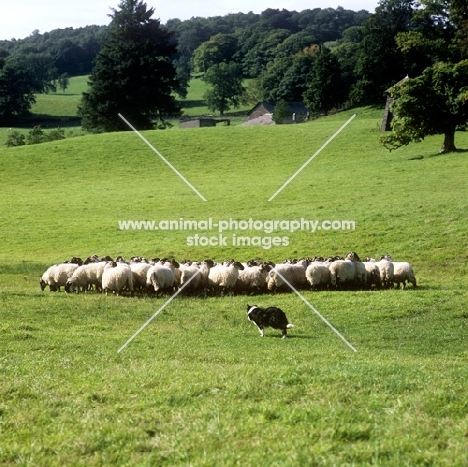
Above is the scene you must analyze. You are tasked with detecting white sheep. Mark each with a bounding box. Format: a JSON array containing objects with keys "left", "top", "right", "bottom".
[
  {"left": 390, "top": 260, "right": 417, "bottom": 288},
  {"left": 146, "top": 259, "right": 178, "bottom": 295},
  {"left": 130, "top": 261, "right": 152, "bottom": 291},
  {"left": 178, "top": 261, "right": 201, "bottom": 294},
  {"left": 40, "top": 263, "right": 79, "bottom": 291},
  {"left": 267, "top": 259, "right": 309, "bottom": 292},
  {"left": 305, "top": 261, "right": 331, "bottom": 290},
  {"left": 234, "top": 261, "right": 273, "bottom": 294},
  {"left": 65, "top": 261, "right": 107, "bottom": 293},
  {"left": 102, "top": 261, "right": 134, "bottom": 296},
  {"left": 345, "top": 252, "right": 367, "bottom": 287},
  {"left": 363, "top": 261, "right": 381, "bottom": 288},
  {"left": 178, "top": 260, "right": 214, "bottom": 295},
  {"left": 366, "top": 257, "right": 394, "bottom": 288},
  {"left": 328, "top": 260, "right": 356, "bottom": 288},
  {"left": 207, "top": 259, "right": 244, "bottom": 295}
]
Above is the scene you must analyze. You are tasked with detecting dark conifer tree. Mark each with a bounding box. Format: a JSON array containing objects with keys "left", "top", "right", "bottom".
[
  {"left": 303, "top": 47, "right": 347, "bottom": 114},
  {"left": 79, "top": 0, "right": 180, "bottom": 132}
]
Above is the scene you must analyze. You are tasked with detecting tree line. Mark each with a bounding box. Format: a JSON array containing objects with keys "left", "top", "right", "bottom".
[{"left": 1, "top": 0, "right": 467, "bottom": 152}]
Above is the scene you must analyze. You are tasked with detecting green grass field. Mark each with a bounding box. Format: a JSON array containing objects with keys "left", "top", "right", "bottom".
[
  {"left": 0, "top": 75, "right": 252, "bottom": 146},
  {"left": 1, "top": 107, "right": 468, "bottom": 465}
]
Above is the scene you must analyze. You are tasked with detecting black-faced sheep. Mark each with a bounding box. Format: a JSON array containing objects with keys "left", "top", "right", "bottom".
[
  {"left": 345, "top": 252, "right": 367, "bottom": 287},
  {"left": 381, "top": 255, "right": 416, "bottom": 288},
  {"left": 102, "top": 261, "right": 134, "bottom": 296},
  {"left": 146, "top": 259, "right": 179, "bottom": 295},
  {"left": 305, "top": 261, "right": 331, "bottom": 290},
  {"left": 207, "top": 259, "right": 244, "bottom": 296},
  {"left": 234, "top": 261, "right": 274, "bottom": 294},
  {"left": 267, "top": 259, "right": 309, "bottom": 292},
  {"left": 130, "top": 261, "right": 152, "bottom": 292},
  {"left": 40, "top": 263, "right": 80, "bottom": 291},
  {"left": 65, "top": 261, "right": 107, "bottom": 293},
  {"left": 328, "top": 260, "right": 356, "bottom": 288}
]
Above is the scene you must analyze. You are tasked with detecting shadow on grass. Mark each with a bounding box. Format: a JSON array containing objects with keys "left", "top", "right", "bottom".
[
  {"left": 426, "top": 147, "right": 468, "bottom": 158},
  {"left": 179, "top": 100, "right": 205, "bottom": 109},
  {"left": 11, "top": 115, "right": 81, "bottom": 129}
]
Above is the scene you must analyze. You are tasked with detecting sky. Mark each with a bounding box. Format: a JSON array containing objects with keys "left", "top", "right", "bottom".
[{"left": 0, "top": 0, "right": 379, "bottom": 41}]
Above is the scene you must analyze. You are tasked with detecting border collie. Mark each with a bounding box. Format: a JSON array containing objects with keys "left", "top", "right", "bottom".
[{"left": 246, "top": 304, "right": 294, "bottom": 338}]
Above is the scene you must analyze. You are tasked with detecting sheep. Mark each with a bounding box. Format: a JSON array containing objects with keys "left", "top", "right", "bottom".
[
  {"left": 305, "top": 261, "right": 331, "bottom": 290},
  {"left": 363, "top": 261, "right": 381, "bottom": 289},
  {"left": 102, "top": 261, "right": 134, "bottom": 296},
  {"left": 207, "top": 259, "right": 244, "bottom": 295},
  {"left": 392, "top": 262, "right": 417, "bottom": 288},
  {"left": 328, "top": 260, "right": 356, "bottom": 289},
  {"left": 178, "top": 260, "right": 200, "bottom": 294},
  {"left": 65, "top": 261, "right": 107, "bottom": 293},
  {"left": 234, "top": 261, "right": 274, "bottom": 295},
  {"left": 345, "top": 252, "right": 367, "bottom": 287},
  {"left": 365, "top": 256, "right": 394, "bottom": 288},
  {"left": 130, "top": 261, "right": 152, "bottom": 292},
  {"left": 146, "top": 259, "right": 179, "bottom": 295},
  {"left": 267, "top": 259, "right": 309, "bottom": 292},
  {"left": 40, "top": 263, "right": 79, "bottom": 291},
  {"left": 380, "top": 255, "right": 416, "bottom": 288}
]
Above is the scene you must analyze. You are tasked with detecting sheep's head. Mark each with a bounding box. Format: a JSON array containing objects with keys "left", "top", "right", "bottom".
[
  {"left": 346, "top": 251, "right": 361, "bottom": 262},
  {"left": 64, "top": 278, "right": 75, "bottom": 293},
  {"left": 40, "top": 278, "right": 47, "bottom": 291},
  {"left": 203, "top": 259, "right": 214, "bottom": 269},
  {"left": 232, "top": 261, "right": 244, "bottom": 271}
]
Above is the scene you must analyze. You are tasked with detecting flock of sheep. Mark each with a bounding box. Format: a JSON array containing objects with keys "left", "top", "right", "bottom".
[{"left": 40, "top": 252, "right": 417, "bottom": 297}]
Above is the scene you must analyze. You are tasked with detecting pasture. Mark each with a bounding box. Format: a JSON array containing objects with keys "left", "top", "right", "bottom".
[{"left": 1, "top": 107, "right": 467, "bottom": 465}]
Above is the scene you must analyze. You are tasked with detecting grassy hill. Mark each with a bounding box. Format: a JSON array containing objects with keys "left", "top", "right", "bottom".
[{"left": 1, "top": 109, "right": 468, "bottom": 465}]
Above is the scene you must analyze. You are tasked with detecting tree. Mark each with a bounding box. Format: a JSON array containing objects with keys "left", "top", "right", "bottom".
[
  {"left": 260, "top": 51, "right": 316, "bottom": 103},
  {"left": 351, "top": 0, "right": 416, "bottom": 105},
  {"left": 0, "top": 62, "right": 37, "bottom": 124},
  {"left": 272, "top": 99, "right": 291, "bottom": 124},
  {"left": 303, "top": 46, "right": 347, "bottom": 114},
  {"left": 78, "top": 0, "right": 181, "bottom": 132},
  {"left": 58, "top": 72, "right": 69, "bottom": 93},
  {"left": 381, "top": 59, "right": 468, "bottom": 153},
  {"left": 191, "top": 33, "right": 238, "bottom": 73},
  {"left": 203, "top": 62, "right": 244, "bottom": 115}
]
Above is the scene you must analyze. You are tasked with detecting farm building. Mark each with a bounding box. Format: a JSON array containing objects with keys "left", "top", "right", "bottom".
[
  {"left": 179, "top": 118, "right": 230, "bottom": 129},
  {"left": 247, "top": 102, "right": 310, "bottom": 124}
]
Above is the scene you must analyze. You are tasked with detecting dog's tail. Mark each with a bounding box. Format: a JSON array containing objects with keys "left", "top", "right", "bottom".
[{"left": 287, "top": 324, "right": 294, "bottom": 329}]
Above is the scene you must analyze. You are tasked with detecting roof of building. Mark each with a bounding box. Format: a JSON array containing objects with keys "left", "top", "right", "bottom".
[{"left": 247, "top": 101, "right": 309, "bottom": 117}]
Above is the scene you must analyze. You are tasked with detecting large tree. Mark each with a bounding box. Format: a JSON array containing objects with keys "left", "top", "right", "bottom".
[
  {"left": 203, "top": 62, "right": 244, "bottom": 115},
  {"left": 303, "top": 46, "right": 347, "bottom": 113},
  {"left": 0, "top": 61, "right": 37, "bottom": 124},
  {"left": 78, "top": 0, "right": 181, "bottom": 132},
  {"left": 191, "top": 33, "right": 238, "bottom": 73},
  {"left": 351, "top": 0, "right": 416, "bottom": 105},
  {"left": 381, "top": 59, "right": 468, "bottom": 153}
]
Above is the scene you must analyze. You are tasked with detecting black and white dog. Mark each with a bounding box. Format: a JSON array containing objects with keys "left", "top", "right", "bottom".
[{"left": 246, "top": 304, "right": 294, "bottom": 338}]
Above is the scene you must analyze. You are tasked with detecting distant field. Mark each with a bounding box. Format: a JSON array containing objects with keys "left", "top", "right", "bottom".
[
  {"left": 1, "top": 108, "right": 468, "bottom": 465},
  {"left": 0, "top": 75, "right": 252, "bottom": 145},
  {"left": 31, "top": 75, "right": 89, "bottom": 117}
]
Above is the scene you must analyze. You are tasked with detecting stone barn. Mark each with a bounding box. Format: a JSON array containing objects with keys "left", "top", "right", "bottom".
[
  {"left": 179, "top": 118, "right": 230, "bottom": 129},
  {"left": 247, "top": 102, "right": 309, "bottom": 124},
  {"left": 381, "top": 76, "right": 409, "bottom": 131}
]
